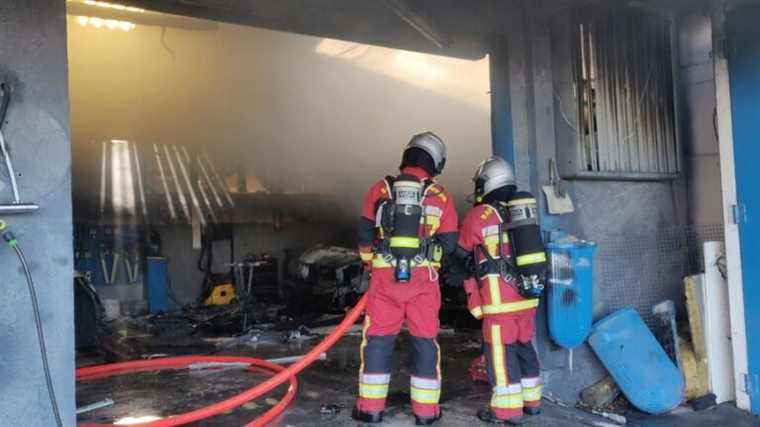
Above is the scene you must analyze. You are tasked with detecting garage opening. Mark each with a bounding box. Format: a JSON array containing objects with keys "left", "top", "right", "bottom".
[{"left": 67, "top": 2, "right": 490, "bottom": 424}]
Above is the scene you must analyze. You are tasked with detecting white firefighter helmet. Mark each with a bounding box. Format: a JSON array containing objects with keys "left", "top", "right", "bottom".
[
  {"left": 405, "top": 131, "right": 447, "bottom": 174},
  {"left": 472, "top": 156, "right": 516, "bottom": 201}
]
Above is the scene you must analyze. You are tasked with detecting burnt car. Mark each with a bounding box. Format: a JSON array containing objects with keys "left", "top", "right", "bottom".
[{"left": 282, "top": 245, "right": 364, "bottom": 316}]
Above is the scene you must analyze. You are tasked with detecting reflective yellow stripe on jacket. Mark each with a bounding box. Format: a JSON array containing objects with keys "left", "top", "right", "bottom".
[
  {"left": 389, "top": 236, "right": 421, "bottom": 249},
  {"left": 481, "top": 298, "right": 539, "bottom": 315},
  {"left": 470, "top": 306, "right": 484, "bottom": 319},
  {"left": 371, "top": 255, "right": 441, "bottom": 269}
]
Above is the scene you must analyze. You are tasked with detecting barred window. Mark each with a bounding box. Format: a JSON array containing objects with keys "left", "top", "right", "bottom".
[{"left": 571, "top": 8, "right": 679, "bottom": 179}]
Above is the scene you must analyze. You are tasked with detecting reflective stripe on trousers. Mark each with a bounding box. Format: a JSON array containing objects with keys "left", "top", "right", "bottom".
[
  {"left": 410, "top": 376, "right": 441, "bottom": 404},
  {"left": 521, "top": 376, "right": 542, "bottom": 404},
  {"left": 490, "top": 325, "right": 524, "bottom": 410}
]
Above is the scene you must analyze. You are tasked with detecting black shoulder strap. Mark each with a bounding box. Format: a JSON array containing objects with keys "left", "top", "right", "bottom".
[{"left": 422, "top": 179, "right": 434, "bottom": 196}]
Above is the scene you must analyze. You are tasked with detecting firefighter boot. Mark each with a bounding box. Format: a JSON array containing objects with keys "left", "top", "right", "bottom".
[
  {"left": 415, "top": 410, "right": 442, "bottom": 425},
  {"left": 477, "top": 409, "right": 526, "bottom": 425},
  {"left": 351, "top": 407, "right": 384, "bottom": 424}
]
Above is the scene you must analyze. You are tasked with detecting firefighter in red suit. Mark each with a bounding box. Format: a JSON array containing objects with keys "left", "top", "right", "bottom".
[
  {"left": 353, "top": 132, "right": 458, "bottom": 425},
  {"left": 455, "top": 156, "right": 543, "bottom": 425}
]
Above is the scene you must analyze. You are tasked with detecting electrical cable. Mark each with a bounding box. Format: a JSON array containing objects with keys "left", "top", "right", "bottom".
[
  {"left": 76, "top": 294, "right": 367, "bottom": 426},
  {"left": 3, "top": 229, "right": 64, "bottom": 427}
]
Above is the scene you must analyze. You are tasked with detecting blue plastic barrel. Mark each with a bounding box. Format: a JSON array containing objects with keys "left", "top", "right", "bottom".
[
  {"left": 588, "top": 309, "right": 685, "bottom": 414},
  {"left": 546, "top": 239, "right": 597, "bottom": 348}
]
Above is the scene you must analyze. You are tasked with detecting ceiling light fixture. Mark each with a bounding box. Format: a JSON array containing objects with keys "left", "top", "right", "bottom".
[
  {"left": 83, "top": 0, "right": 145, "bottom": 13},
  {"left": 76, "top": 15, "right": 136, "bottom": 31}
]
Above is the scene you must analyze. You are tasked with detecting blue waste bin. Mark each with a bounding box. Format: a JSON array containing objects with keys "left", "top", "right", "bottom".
[
  {"left": 546, "top": 238, "right": 597, "bottom": 349},
  {"left": 588, "top": 308, "right": 685, "bottom": 414},
  {"left": 147, "top": 257, "right": 169, "bottom": 314}
]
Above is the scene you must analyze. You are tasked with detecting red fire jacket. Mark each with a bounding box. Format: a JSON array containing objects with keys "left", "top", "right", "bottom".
[{"left": 458, "top": 203, "right": 538, "bottom": 343}]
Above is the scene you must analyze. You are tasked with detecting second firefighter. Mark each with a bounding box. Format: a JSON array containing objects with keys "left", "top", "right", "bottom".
[{"left": 455, "top": 156, "right": 547, "bottom": 425}]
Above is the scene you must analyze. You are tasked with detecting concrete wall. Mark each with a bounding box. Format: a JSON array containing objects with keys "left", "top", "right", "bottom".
[
  {"left": 489, "top": 3, "right": 694, "bottom": 402},
  {"left": 679, "top": 11, "right": 725, "bottom": 229},
  {"left": 0, "top": 1, "right": 75, "bottom": 425}
]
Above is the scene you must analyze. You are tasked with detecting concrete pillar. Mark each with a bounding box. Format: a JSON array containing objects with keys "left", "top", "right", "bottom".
[
  {"left": 0, "top": 1, "right": 74, "bottom": 425},
  {"left": 490, "top": 36, "right": 515, "bottom": 165}
]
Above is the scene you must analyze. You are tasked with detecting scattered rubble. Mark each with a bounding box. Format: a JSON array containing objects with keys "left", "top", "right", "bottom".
[
  {"left": 580, "top": 376, "right": 622, "bottom": 409},
  {"left": 319, "top": 404, "right": 341, "bottom": 415}
]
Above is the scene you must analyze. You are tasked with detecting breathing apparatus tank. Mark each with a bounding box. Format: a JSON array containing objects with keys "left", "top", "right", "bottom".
[
  {"left": 506, "top": 191, "right": 547, "bottom": 298},
  {"left": 381, "top": 174, "right": 425, "bottom": 282}
]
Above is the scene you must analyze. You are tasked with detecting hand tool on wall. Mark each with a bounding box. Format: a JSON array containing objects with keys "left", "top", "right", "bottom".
[
  {"left": 110, "top": 250, "right": 121, "bottom": 285},
  {"left": 153, "top": 144, "right": 177, "bottom": 221},
  {"left": 0, "top": 82, "right": 38, "bottom": 214},
  {"left": 99, "top": 252, "right": 111, "bottom": 285},
  {"left": 123, "top": 249, "right": 141, "bottom": 284},
  {"left": 163, "top": 144, "right": 190, "bottom": 222},
  {"left": 542, "top": 158, "right": 574, "bottom": 214}
]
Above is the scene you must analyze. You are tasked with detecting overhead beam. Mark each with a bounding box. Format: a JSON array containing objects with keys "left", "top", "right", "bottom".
[
  {"left": 381, "top": 0, "right": 447, "bottom": 49},
  {"left": 111, "top": 0, "right": 485, "bottom": 59}
]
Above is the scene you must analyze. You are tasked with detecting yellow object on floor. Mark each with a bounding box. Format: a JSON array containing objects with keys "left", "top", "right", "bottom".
[
  {"left": 683, "top": 275, "right": 710, "bottom": 399},
  {"left": 680, "top": 341, "right": 709, "bottom": 400},
  {"left": 204, "top": 283, "right": 236, "bottom": 305}
]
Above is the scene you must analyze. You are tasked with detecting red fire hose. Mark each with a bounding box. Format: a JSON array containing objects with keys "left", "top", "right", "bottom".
[{"left": 77, "top": 294, "right": 367, "bottom": 426}]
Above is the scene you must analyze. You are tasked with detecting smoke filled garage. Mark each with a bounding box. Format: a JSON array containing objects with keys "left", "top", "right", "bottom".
[
  {"left": 67, "top": 1, "right": 494, "bottom": 425},
  {"left": 2, "top": 0, "right": 759, "bottom": 426}
]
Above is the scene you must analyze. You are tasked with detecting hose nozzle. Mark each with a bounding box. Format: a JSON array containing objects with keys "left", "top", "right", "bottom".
[{"left": 0, "top": 221, "right": 17, "bottom": 247}]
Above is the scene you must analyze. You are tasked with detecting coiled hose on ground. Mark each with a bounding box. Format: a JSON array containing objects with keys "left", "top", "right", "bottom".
[{"left": 77, "top": 294, "right": 368, "bottom": 426}]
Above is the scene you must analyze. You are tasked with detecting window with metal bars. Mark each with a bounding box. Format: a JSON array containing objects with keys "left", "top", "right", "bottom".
[{"left": 570, "top": 8, "right": 679, "bottom": 179}]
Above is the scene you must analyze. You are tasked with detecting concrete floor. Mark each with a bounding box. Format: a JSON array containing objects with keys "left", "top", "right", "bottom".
[{"left": 76, "top": 329, "right": 759, "bottom": 426}]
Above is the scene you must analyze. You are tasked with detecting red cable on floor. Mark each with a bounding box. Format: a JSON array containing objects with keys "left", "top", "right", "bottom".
[{"left": 77, "top": 294, "right": 367, "bottom": 426}]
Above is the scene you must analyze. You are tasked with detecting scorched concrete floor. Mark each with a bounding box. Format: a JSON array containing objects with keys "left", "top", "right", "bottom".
[{"left": 76, "top": 329, "right": 759, "bottom": 426}]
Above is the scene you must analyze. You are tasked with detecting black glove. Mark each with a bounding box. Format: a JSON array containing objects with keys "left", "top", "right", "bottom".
[
  {"left": 357, "top": 269, "right": 371, "bottom": 294},
  {"left": 441, "top": 265, "right": 465, "bottom": 288},
  {"left": 452, "top": 246, "right": 477, "bottom": 279},
  {"left": 442, "top": 253, "right": 473, "bottom": 288}
]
